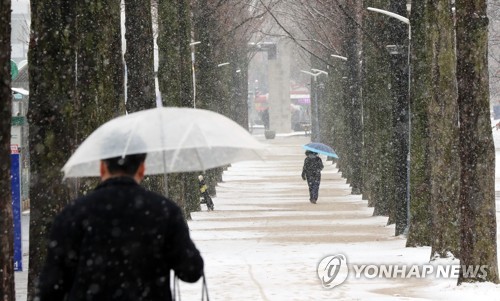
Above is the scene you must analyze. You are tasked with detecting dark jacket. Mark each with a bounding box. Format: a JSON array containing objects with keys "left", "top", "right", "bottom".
[
  {"left": 37, "top": 177, "right": 203, "bottom": 301},
  {"left": 302, "top": 155, "right": 324, "bottom": 181}
]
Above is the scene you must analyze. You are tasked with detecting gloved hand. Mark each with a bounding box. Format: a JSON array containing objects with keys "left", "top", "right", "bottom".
[{"left": 302, "top": 175, "right": 306, "bottom": 181}]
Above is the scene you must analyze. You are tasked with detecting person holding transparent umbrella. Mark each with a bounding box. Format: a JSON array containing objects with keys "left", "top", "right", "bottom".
[
  {"left": 44, "top": 107, "right": 265, "bottom": 300},
  {"left": 301, "top": 150, "right": 324, "bottom": 204},
  {"left": 36, "top": 153, "right": 204, "bottom": 301}
]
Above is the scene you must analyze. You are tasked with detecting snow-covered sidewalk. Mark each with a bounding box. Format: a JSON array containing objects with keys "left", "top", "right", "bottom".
[
  {"left": 14, "top": 133, "right": 500, "bottom": 301},
  {"left": 179, "top": 134, "right": 500, "bottom": 301}
]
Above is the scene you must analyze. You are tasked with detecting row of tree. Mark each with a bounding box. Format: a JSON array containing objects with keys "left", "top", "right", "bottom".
[
  {"left": 1, "top": 0, "right": 499, "bottom": 298},
  {"left": 269, "top": 0, "right": 498, "bottom": 284},
  {"left": 0, "top": 0, "right": 268, "bottom": 299}
]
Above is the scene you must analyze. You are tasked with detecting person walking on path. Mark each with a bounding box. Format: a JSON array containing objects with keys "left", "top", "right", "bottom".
[
  {"left": 198, "top": 175, "right": 214, "bottom": 211},
  {"left": 301, "top": 150, "right": 324, "bottom": 204},
  {"left": 36, "top": 154, "right": 204, "bottom": 301}
]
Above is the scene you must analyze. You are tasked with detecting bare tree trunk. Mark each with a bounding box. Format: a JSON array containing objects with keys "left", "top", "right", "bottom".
[
  {"left": 0, "top": 0, "right": 15, "bottom": 298},
  {"left": 123, "top": 0, "right": 165, "bottom": 197},
  {"left": 69, "top": 0, "right": 124, "bottom": 197},
  {"left": 76, "top": 0, "right": 123, "bottom": 135},
  {"left": 456, "top": 0, "right": 499, "bottom": 284},
  {"left": 228, "top": 51, "right": 249, "bottom": 129},
  {"left": 406, "top": 0, "right": 460, "bottom": 256},
  {"left": 362, "top": 0, "right": 394, "bottom": 217},
  {"left": 27, "top": 0, "right": 76, "bottom": 299},
  {"left": 193, "top": 0, "right": 222, "bottom": 196},
  {"left": 331, "top": 62, "right": 347, "bottom": 169},
  {"left": 158, "top": 0, "right": 198, "bottom": 218},
  {"left": 425, "top": 0, "right": 460, "bottom": 260},
  {"left": 158, "top": 0, "right": 192, "bottom": 107},
  {"left": 387, "top": 0, "right": 410, "bottom": 236},
  {"left": 406, "top": 0, "right": 432, "bottom": 248},
  {"left": 344, "top": 0, "right": 363, "bottom": 195},
  {"left": 125, "top": 0, "right": 156, "bottom": 112},
  {"left": 193, "top": 0, "right": 217, "bottom": 111}
]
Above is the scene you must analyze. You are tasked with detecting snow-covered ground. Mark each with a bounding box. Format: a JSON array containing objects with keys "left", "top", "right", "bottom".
[{"left": 176, "top": 131, "right": 500, "bottom": 301}]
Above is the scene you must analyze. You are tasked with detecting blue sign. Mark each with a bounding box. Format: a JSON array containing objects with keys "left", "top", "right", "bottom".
[{"left": 11, "top": 149, "right": 23, "bottom": 271}]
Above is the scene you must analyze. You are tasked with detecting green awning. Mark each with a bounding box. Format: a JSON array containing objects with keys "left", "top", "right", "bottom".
[{"left": 11, "top": 60, "right": 18, "bottom": 80}]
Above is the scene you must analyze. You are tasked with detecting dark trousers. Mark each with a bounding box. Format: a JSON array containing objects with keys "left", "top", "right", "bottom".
[
  {"left": 202, "top": 191, "right": 214, "bottom": 210},
  {"left": 307, "top": 177, "right": 320, "bottom": 201}
]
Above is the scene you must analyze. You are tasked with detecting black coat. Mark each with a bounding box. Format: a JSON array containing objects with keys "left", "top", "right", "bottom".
[
  {"left": 37, "top": 177, "right": 204, "bottom": 301},
  {"left": 302, "top": 155, "right": 324, "bottom": 181}
]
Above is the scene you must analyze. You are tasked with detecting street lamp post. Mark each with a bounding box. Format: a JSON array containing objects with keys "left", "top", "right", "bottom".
[
  {"left": 312, "top": 69, "right": 329, "bottom": 143},
  {"left": 190, "top": 41, "right": 201, "bottom": 108},
  {"left": 367, "top": 6, "right": 411, "bottom": 233},
  {"left": 301, "top": 69, "right": 328, "bottom": 142}
]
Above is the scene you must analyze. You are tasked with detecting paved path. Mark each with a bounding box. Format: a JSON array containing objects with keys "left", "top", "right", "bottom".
[
  {"left": 179, "top": 135, "right": 434, "bottom": 300},
  {"left": 15, "top": 212, "right": 29, "bottom": 301}
]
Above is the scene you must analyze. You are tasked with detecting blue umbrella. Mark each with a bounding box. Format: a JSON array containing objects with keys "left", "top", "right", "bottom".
[{"left": 303, "top": 142, "right": 339, "bottom": 158}]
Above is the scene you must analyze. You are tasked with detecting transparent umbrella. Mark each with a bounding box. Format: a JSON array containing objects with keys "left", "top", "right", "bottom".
[{"left": 62, "top": 107, "right": 265, "bottom": 178}]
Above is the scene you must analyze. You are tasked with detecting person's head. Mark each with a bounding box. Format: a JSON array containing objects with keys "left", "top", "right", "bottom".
[
  {"left": 305, "top": 150, "right": 317, "bottom": 158},
  {"left": 100, "top": 153, "right": 147, "bottom": 183},
  {"left": 198, "top": 175, "right": 204, "bottom": 181}
]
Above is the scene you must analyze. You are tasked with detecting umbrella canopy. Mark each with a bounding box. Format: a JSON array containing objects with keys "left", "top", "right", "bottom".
[
  {"left": 303, "top": 142, "right": 339, "bottom": 158},
  {"left": 62, "top": 107, "right": 266, "bottom": 178}
]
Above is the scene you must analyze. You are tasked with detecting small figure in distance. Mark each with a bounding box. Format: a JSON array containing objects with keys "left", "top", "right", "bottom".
[
  {"left": 37, "top": 154, "right": 204, "bottom": 301},
  {"left": 261, "top": 108, "right": 270, "bottom": 130},
  {"left": 301, "top": 150, "right": 324, "bottom": 204},
  {"left": 198, "top": 175, "right": 214, "bottom": 211}
]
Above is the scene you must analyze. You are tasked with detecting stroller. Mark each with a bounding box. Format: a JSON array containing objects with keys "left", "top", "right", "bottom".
[{"left": 198, "top": 175, "right": 214, "bottom": 211}]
